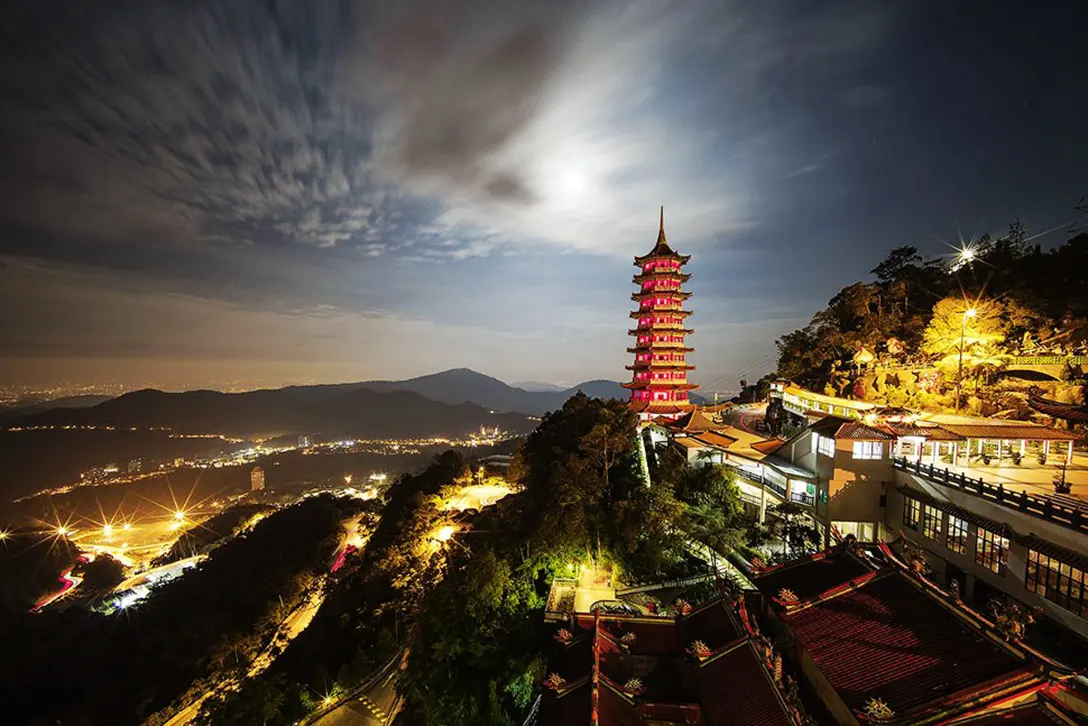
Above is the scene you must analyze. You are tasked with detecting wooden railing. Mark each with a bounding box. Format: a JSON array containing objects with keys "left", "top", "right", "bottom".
[{"left": 893, "top": 456, "right": 1087, "bottom": 535}]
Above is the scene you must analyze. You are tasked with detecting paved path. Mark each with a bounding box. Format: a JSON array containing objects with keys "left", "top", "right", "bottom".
[{"left": 309, "top": 651, "right": 405, "bottom": 726}]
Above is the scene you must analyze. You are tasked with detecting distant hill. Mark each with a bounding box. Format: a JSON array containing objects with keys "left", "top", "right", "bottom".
[
  {"left": 512, "top": 381, "right": 565, "bottom": 392},
  {"left": 354, "top": 369, "right": 626, "bottom": 415},
  {"left": 0, "top": 394, "right": 112, "bottom": 426},
  {"left": 10, "top": 386, "right": 536, "bottom": 439},
  {"left": 4, "top": 370, "right": 635, "bottom": 436}
]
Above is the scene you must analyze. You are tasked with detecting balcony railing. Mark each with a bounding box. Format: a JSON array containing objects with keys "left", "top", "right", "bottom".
[
  {"left": 893, "top": 456, "right": 1087, "bottom": 535},
  {"left": 727, "top": 464, "right": 789, "bottom": 501},
  {"left": 790, "top": 491, "right": 816, "bottom": 507}
]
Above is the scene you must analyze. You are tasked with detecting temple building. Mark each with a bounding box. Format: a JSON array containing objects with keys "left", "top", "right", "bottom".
[
  {"left": 537, "top": 593, "right": 807, "bottom": 725},
  {"left": 750, "top": 541, "right": 1088, "bottom": 725},
  {"left": 623, "top": 208, "right": 698, "bottom": 421}
]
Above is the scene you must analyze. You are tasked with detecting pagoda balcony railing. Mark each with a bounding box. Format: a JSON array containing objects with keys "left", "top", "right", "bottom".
[{"left": 893, "top": 456, "right": 1088, "bottom": 535}]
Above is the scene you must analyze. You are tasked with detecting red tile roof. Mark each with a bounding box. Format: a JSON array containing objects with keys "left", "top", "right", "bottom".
[
  {"left": 597, "top": 682, "right": 641, "bottom": 726},
  {"left": 692, "top": 431, "right": 740, "bottom": 448},
  {"left": 695, "top": 641, "right": 794, "bottom": 725},
  {"left": 538, "top": 680, "right": 592, "bottom": 724},
  {"left": 754, "top": 549, "right": 874, "bottom": 603},
  {"left": 953, "top": 701, "right": 1071, "bottom": 725},
  {"left": 751, "top": 438, "right": 786, "bottom": 455},
  {"left": 679, "top": 597, "right": 744, "bottom": 651},
  {"left": 784, "top": 573, "right": 1028, "bottom": 717}
]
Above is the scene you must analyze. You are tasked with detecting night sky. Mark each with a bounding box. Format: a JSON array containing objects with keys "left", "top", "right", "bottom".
[{"left": 1, "top": 1, "right": 1086, "bottom": 392}]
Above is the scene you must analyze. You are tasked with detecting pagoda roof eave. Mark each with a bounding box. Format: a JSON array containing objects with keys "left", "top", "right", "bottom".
[
  {"left": 627, "top": 346, "right": 695, "bottom": 354},
  {"left": 633, "top": 251, "right": 691, "bottom": 264},
  {"left": 629, "top": 310, "right": 693, "bottom": 319},
  {"left": 631, "top": 291, "right": 692, "bottom": 302},
  {"left": 633, "top": 274, "right": 691, "bottom": 286},
  {"left": 621, "top": 381, "right": 698, "bottom": 390},
  {"left": 628, "top": 328, "right": 694, "bottom": 336},
  {"left": 625, "top": 363, "right": 695, "bottom": 371}
]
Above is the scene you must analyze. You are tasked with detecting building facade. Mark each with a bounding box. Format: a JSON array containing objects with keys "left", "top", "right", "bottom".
[{"left": 250, "top": 466, "right": 265, "bottom": 492}]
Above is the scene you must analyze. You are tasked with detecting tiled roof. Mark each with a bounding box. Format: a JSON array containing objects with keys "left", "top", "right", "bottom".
[
  {"left": 808, "top": 415, "right": 855, "bottom": 436},
  {"left": 679, "top": 597, "right": 744, "bottom": 651},
  {"left": 885, "top": 422, "right": 965, "bottom": 441},
  {"left": 695, "top": 641, "right": 793, "bottom": 726},
  {"left": 784, "top": 573, "right": 1028, "bottom": 716},
  {"left": 538, "top": 680, "right": 592, "bottom": 724},
  {"left": 937, "top": 423, "right": 1078, "bottom": 441},
  {"left": 597, "top": 682, "right": 641, "bottom": 726},
  {"left": 751, "top": 438, "right": 786, "bottom": 455},
  {"left": 673, "top": 437, "right": 705, "bottom": 449},
  {"left": 836, "top": 421, "right": 898, "bottom": 440},
  {"left": 667, "top": 409, "right": 723, "bottom": 433},
  {"left": 754, "top": 549, "right": 874, "bottom": 603},
  {"left": 546, "top": 634, "right": 595, "bottom": 683},
  {"left": 599, "top": 618, "right": 680, "bottom": 656},
  {"left": 692, "top": 431, "right": 740, "bottom": 448},
  {"left": 951, "top": 700, "right": 1071, "bottom": 725}
]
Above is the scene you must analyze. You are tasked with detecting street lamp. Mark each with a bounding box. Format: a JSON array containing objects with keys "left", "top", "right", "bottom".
[{"left": 955, "top": 307, "right": 977, "bottom": 412}]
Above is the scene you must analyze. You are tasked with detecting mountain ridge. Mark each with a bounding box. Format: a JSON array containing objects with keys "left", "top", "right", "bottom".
[{"left": 5, "top": 369, "right": 633, "bottom": 437}]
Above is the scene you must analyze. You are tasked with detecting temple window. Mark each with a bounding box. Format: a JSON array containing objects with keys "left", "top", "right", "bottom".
[
  {"left": 1026, "top": 550, "right": 1087, "bottom": 617},
  {"left": 903, "top": 497, "right": 920, "bottom": 531},
  {"left": 921, "top": 504, "right": 942, "bottom": 542},
  {"left": 975, "top": 527, "right": 1009, "bottom": 575},
  {"left": 947, "top": 515, "right": 968, "bottom": 555},
  {"left": 814, "top": 433, "right": 835, "bottom": 458}
]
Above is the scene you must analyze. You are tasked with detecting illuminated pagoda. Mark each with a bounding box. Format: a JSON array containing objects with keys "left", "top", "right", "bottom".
[{"left": 623, "top": 207, "right": 698, "bottom": 421}]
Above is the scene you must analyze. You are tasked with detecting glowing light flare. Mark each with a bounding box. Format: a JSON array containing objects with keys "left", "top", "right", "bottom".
[
  {"left": 173, "top": 510, "right": 186, "bottom": 521},
  {"left": 965, "top": 307, "right": 977, "bottom": 318},
  {"left": 435, "top": 525, "right": 456, "bottom": 542},
  {"left": 123, "top": 523, "right": 132, "bottom": 531},
  {"left": 102, "top": 524, "right": 113, "bottom": 538}
]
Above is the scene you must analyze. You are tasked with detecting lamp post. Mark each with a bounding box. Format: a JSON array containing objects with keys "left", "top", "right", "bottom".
[{"left": 955, "top": 307, "right": 977, "bottom": 412}]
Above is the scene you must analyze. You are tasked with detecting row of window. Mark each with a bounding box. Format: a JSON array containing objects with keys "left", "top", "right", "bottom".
[
  {"left": 638, "top": 317, "right": 685, "bottom": 326},
  {"left": 640, "top": 299, "right": 681, "bottom": 309},
  {"left": 641, "top": 281, "right": 680, "bottom": 292},
  {"left": 641, "top": 260, "right": 681, "bottom": 273},
  {"left": 812, "top": 435, "right": 886, "bottom": 460},
  {"left": 636, "top": 335, "right": 686, "bottom": 344},
  {"left": 1026, "top": 551, "right": 1088, "bottom": 618},
  {"left": 632, "top": 390, "right": 687, "bottom": 401},
  {"left": 634, "top": 353, "right": 687, "bottom": 363},
  {"left": 632, "top": 371, "right": 688, "bottom": 381},
  {"left": 904, "top": 498, "right": 1011, "bottom": 575}
]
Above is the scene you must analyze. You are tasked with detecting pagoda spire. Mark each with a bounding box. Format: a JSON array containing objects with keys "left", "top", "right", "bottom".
[{"left": 657, "top": 205, "right": 667, "bottom": 246}]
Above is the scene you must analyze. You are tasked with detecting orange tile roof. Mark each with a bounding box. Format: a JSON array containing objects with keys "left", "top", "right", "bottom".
[{"left": 692, "top": 431, "right": 740, "bottom": 449}]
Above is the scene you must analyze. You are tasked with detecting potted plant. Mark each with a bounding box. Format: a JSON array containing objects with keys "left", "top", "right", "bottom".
[{"left": 1010, "top": 451, "right": 1022, "bottom": 466}]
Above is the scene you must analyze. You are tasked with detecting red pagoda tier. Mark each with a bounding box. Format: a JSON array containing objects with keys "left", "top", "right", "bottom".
[{"left": 622, "top": 207, "right": 697, "bottom": 420}]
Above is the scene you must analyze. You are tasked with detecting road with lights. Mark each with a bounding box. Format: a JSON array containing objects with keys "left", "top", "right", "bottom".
[{"left": 309, "top": 651, "right": 406, "bottom": 726}]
